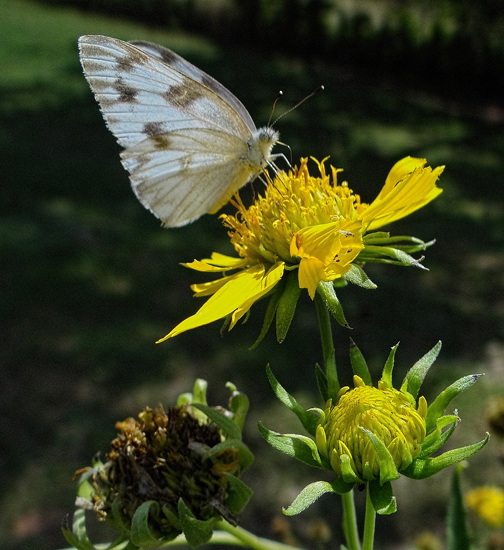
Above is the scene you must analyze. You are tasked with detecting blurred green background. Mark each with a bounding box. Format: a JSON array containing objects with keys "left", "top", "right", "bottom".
[{"left": 2, "top": 0, "right": 504, "bottom": 548}]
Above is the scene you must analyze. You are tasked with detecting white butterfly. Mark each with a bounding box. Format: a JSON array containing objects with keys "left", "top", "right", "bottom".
[{"left": 78, "top": 35, "right": 280, "bottom": 227}]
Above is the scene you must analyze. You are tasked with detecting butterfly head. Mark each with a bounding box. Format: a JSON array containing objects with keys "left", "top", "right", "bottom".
[{"left": 248, "top": 126, "right": 280, "bottom": 170}]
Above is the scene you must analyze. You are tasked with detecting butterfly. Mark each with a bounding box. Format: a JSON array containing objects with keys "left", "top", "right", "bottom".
[{"left": 78, "top": 35, "right": 280, "bottom": 227}]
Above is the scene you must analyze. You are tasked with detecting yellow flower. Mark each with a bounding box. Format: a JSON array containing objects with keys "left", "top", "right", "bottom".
[
  {"left": 159, "top": 157, "right": 443, "bottom": 342},
  {"left": 316, "top": 375, "right": 427, "bottom": 481},
  {"left": 466, "top": 486, "right": 504, "bottom": 528}
]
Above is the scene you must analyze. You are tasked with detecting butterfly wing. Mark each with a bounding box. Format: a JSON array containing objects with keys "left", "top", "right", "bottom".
[
  {"left": 78, "top": 35, "right": 274, "bottom": 227},
  {"left": 121, "top": 128, "right": 260, "bottom": 227}
]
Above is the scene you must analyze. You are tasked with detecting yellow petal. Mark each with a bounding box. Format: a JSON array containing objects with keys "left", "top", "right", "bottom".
[
  {"left": 298, "top": 257, "right": 327, "bottom": 299},
  {"left": 157, "top": 262, "right": 284, "bottom": 341},
  {"left": 182, "top": 252, "right": 249, "bottom": 272},
  {"left": 361, "top": 162, "right": 444, "bottom": 231}
]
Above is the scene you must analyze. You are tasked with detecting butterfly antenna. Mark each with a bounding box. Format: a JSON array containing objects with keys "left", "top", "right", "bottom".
[
  {"left": 268, "top": 90, "right": 284, "bottom": 126},
  {"left": 272, "top": 85, "right": 324, "bottom": 127}
]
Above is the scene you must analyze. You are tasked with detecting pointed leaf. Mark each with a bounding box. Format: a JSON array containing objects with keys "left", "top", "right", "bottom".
[
  {"left": 258, "top": 423, "right": 323, "bottom": 468},
  {"left": 224, "top": 473, "right": 253, "bottom": 514},
  {"left": 360, "top": 428, "right": 400, "bottom": 484},
  {"left": 250, "top": 282, "right": 283, "bottom": 349},
  {"left": 192, "top": 404, "right": 241, "bottom": 440},
  {"left": 369, "top": 480, "right": 397, "bottom": 515},
  {"left": 192, "top": 379, "right": 208, "bottom": 405},
  {"left": 401, "top": 341, "right": 442, "bottom": 399},
  {"left": 403, "top": 433, "right": 490, "bottom": 479},
  {"left": 276, "top": 270, "right": 301, "bottom": 343},
  {"left": 228, "top": 389, "right": 249, "bottom": 432},
  {"left": 426, "top": 374, "right": 484, "bottom": 432},
  {"left": 447, "top": 464, "right": 470, "bottom": 550},
  {"left": 349, "top": 339, "right": 371, "bottom": 385},
  {"left": 204, "top": 438, "right": 254, "bottom": 472},
  {"left": 317, "top": 281, "right": 350, "bottom": 328},
  {"left": 61, "top": 509, "right": 95, "bottom": 550},
  {"left": 283, "top": 480, "right": 351, "bottom": 516},
  {"left": 343, "top": 264, "right": 377, "bottom": 289},
  {"left": 420, "top": 415, "right": 458, "bottom": 458},
  {"left": 380, "top": 343, "right": 399, "bottom": 388},
  {"left": 130, "top": 501, "right": 173, "bottom": 548},
  {"left": 178, "top": 499, "right": 215, "bottom": 547},
  {"left": 266, "top": 365, "right": 319, "bottom": 435}
]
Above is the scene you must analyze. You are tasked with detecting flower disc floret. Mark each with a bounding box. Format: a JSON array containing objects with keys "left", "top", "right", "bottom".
[{"left": 316, "top": 377, "right": 427, "bottom": 481}]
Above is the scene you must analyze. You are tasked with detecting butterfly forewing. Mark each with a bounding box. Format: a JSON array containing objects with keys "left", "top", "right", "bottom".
[{"left": 78, "top": 35, "right": 279, "bottom": 227}]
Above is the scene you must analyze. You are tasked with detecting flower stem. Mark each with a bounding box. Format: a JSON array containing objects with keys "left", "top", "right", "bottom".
[
  {"left": 362, "top": 484, "right": 376, "bottom": 550},
  {"left": 314, "top": 292, "right": 340, "bottom": 397},
  {"left": 342, "top": 489, "right": 361, "bottom": 550},
  {"left": 214, "top": 519, "right": 302, "bottom": 550}
]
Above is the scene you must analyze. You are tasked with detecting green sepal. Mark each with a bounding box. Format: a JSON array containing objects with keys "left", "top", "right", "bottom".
[
  {"left": 258, "top": 423, "right": 323, "bottom": 469},
  {"left": 362, "top": 231, "right": 390, "bottom": 243},
  {"left": 250, "top": 280, "right": 283, "bottom": 349},
  {"left": 283, "top": 479, "right": 355, "bottom": 516},
  {"left": 223, "top": 473, "right": 253, "bottom": 514},
  {"left": 130, "top": 501, "right": 177, "bottom": 548},
  {"left": 369, "top": 480, "right": 397, "bottom": 515},
  {"left": 419, "top": 415, "right": 458, "bottom": 458},
  {"left": 316, "top": 280, "right": 350, "bottom": 328},
  {"left": 204, "top": 438, "right": 254, "bottom": 472},
  {"left": 61, "top": 508, "right": 95, "bottom": 550},
  {"left": 315, "top": 363, "right": 329, "bottom": 403},
  {"left": 400, "top": 341, "right": 442, "bottom": 400},
  {"left": 178, "top": 498, "right": 217, "bottom": 547},
  {"left": 358, "top": 244, "right": 429, "bottom": 268},
  {"left": 343, "top": 264, "right": 377, "bottom": 289},
  {"left": 349, "top": 339, "right": 372, "bottom": 385},
  {"left": 380, "top": 343, "right": 399, "bottom": 388},
  {"left": 447, "top": 463, "right": 470, "bottom": 550},
  {"left": 359, "top": 428, "right": 400, "bottom": 484},
  {"left": 192, "top": 404, "right": 242, "bottom": 440},
  {"left": 276, "top": 269, "right": 301, "bottom": 343},
  {"left": 110, "top": 497, "right": 132, "bottom": 534},
  {"left": 75, "top": 468, "right": 96, "bottom": 503},
  {"left": 266, "top": 365, "right": 320, "bottom": 435},
  {"left": 403, "top": 433, "right": 490, "bottom": 479},
  {"left": 227, "top": 385, "right": 249, "bottom": 432},
  {"left": 340, "top": 454, "right": 362, "bottom": 484},
  {"left": 426, "top": 374, "right": 484, "bottom": 432}
]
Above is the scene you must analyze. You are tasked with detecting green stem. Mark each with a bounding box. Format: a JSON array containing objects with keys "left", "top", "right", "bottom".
[
  {"left": 314, "top": 292, "right": 340, "bottom": 397},
  {"left": 342, "top": 489, "right": 361, "bottom": 550},
  {"left": 214, "top": 519, "right": 302, "bottom": 550},
  {"left": 362, "top": 484, "right": 376, "bottom": 550}
]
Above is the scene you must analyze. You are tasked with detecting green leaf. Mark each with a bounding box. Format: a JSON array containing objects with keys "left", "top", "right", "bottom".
[
  {"left": 369, "top": 480, "right": 397, "bottom": 515},
  {"left": 283, "top": 480, "right": 348, "bottom": 516},
  {"left": 360, "top": 244, "right": 428, "bottom": 268},
  {"left": 130, "top": 501, "right": 169, "bottom": 548},
  {"left": 258, "top": 423, "right": 323, "bottom": 468},
  {"left": 380, "top": 343, "right": 399, "bottom": 388},
  {"left": 192, "top": 404, "right": 241, "bottom": 440},
  {"left": 224, "top": 473, "right": 253, "bottom": 514},
  {"left": 192, "top": 379, "right": 208, "bottom": 405},
  {"left": 403, "top": 433, "right": 490, "bottom": 479},
  {"left": 420, "top": 415, "right": 458, "bottom": 458},
  {"left": 349, "top": 339, "right": 371, "bottom": 385},
  {"left": 228, "top": 389, "right": 249, "bottom": 432},
  {"left": 61, "top": 509, "right": 95, "bottom": 550},
  {"left": 401, "top": 341, "right": 442, "bottom": 399},
  {"left": 178, "top": 499, "right": 216, "bottom": 547},
  {"left": 362, "top": 231, "right": 390, "bottom": 243},
  {"left": 359, "top": 428, "right": 400, "bottom": 484},
  {"left": 316, "top": 281, "right": 350, "bottom": 328},
  {"left": 266, "top": 365, "right": 320, "bottom": 435},
  {"left": 343, "top": 264, "right": 377, "bottom": 289},
  {"left": 426, "top": 374, "right": 484, "bottom": 432},
  {"left": 447, "top": 464, "right": 470, "bottom": 550},
  {"left": 204, "top": 438, "right": 254, "bottom": 472},
  {"left": 250, "top": 282, "right": 283, "bottom": 349},
  {"left": 276, "top": 270, "right": 301, "bottom": 343}
]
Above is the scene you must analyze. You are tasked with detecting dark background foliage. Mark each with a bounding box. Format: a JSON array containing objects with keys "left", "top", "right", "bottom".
[{"left": 2, "top": 0, "right": 504, "bottom": 548}]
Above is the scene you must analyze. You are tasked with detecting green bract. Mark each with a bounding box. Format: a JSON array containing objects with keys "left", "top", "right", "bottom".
[{"left": 260, "top": 341, "right": 489, "bottom": 516}]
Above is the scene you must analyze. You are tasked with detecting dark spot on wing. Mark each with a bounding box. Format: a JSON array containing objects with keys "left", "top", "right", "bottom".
[
  {"left": 116, "top": 55, "right": 136, "bottom": 72},
  {"left": 164, "top": 83, "right": 202, "bottom": 107},
  {"left": 144, "top": 122, "right": 164, "bottom": 137},
  {"left": 200, "top": 74, "right": 217, "bottom": 92},
  {"left": 159, "top": 48, "right": 178, "bottom": 65},
  {"left": 115, "top": 78, "right": 138, "bottom": 103},
  {"left": 152, "top": 134, "right": 171, "bottom": 150}
]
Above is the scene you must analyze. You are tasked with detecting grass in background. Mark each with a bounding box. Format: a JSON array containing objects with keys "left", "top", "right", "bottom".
[{"left": 2, "top": 1, "right": 503, "bottom": 548}]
